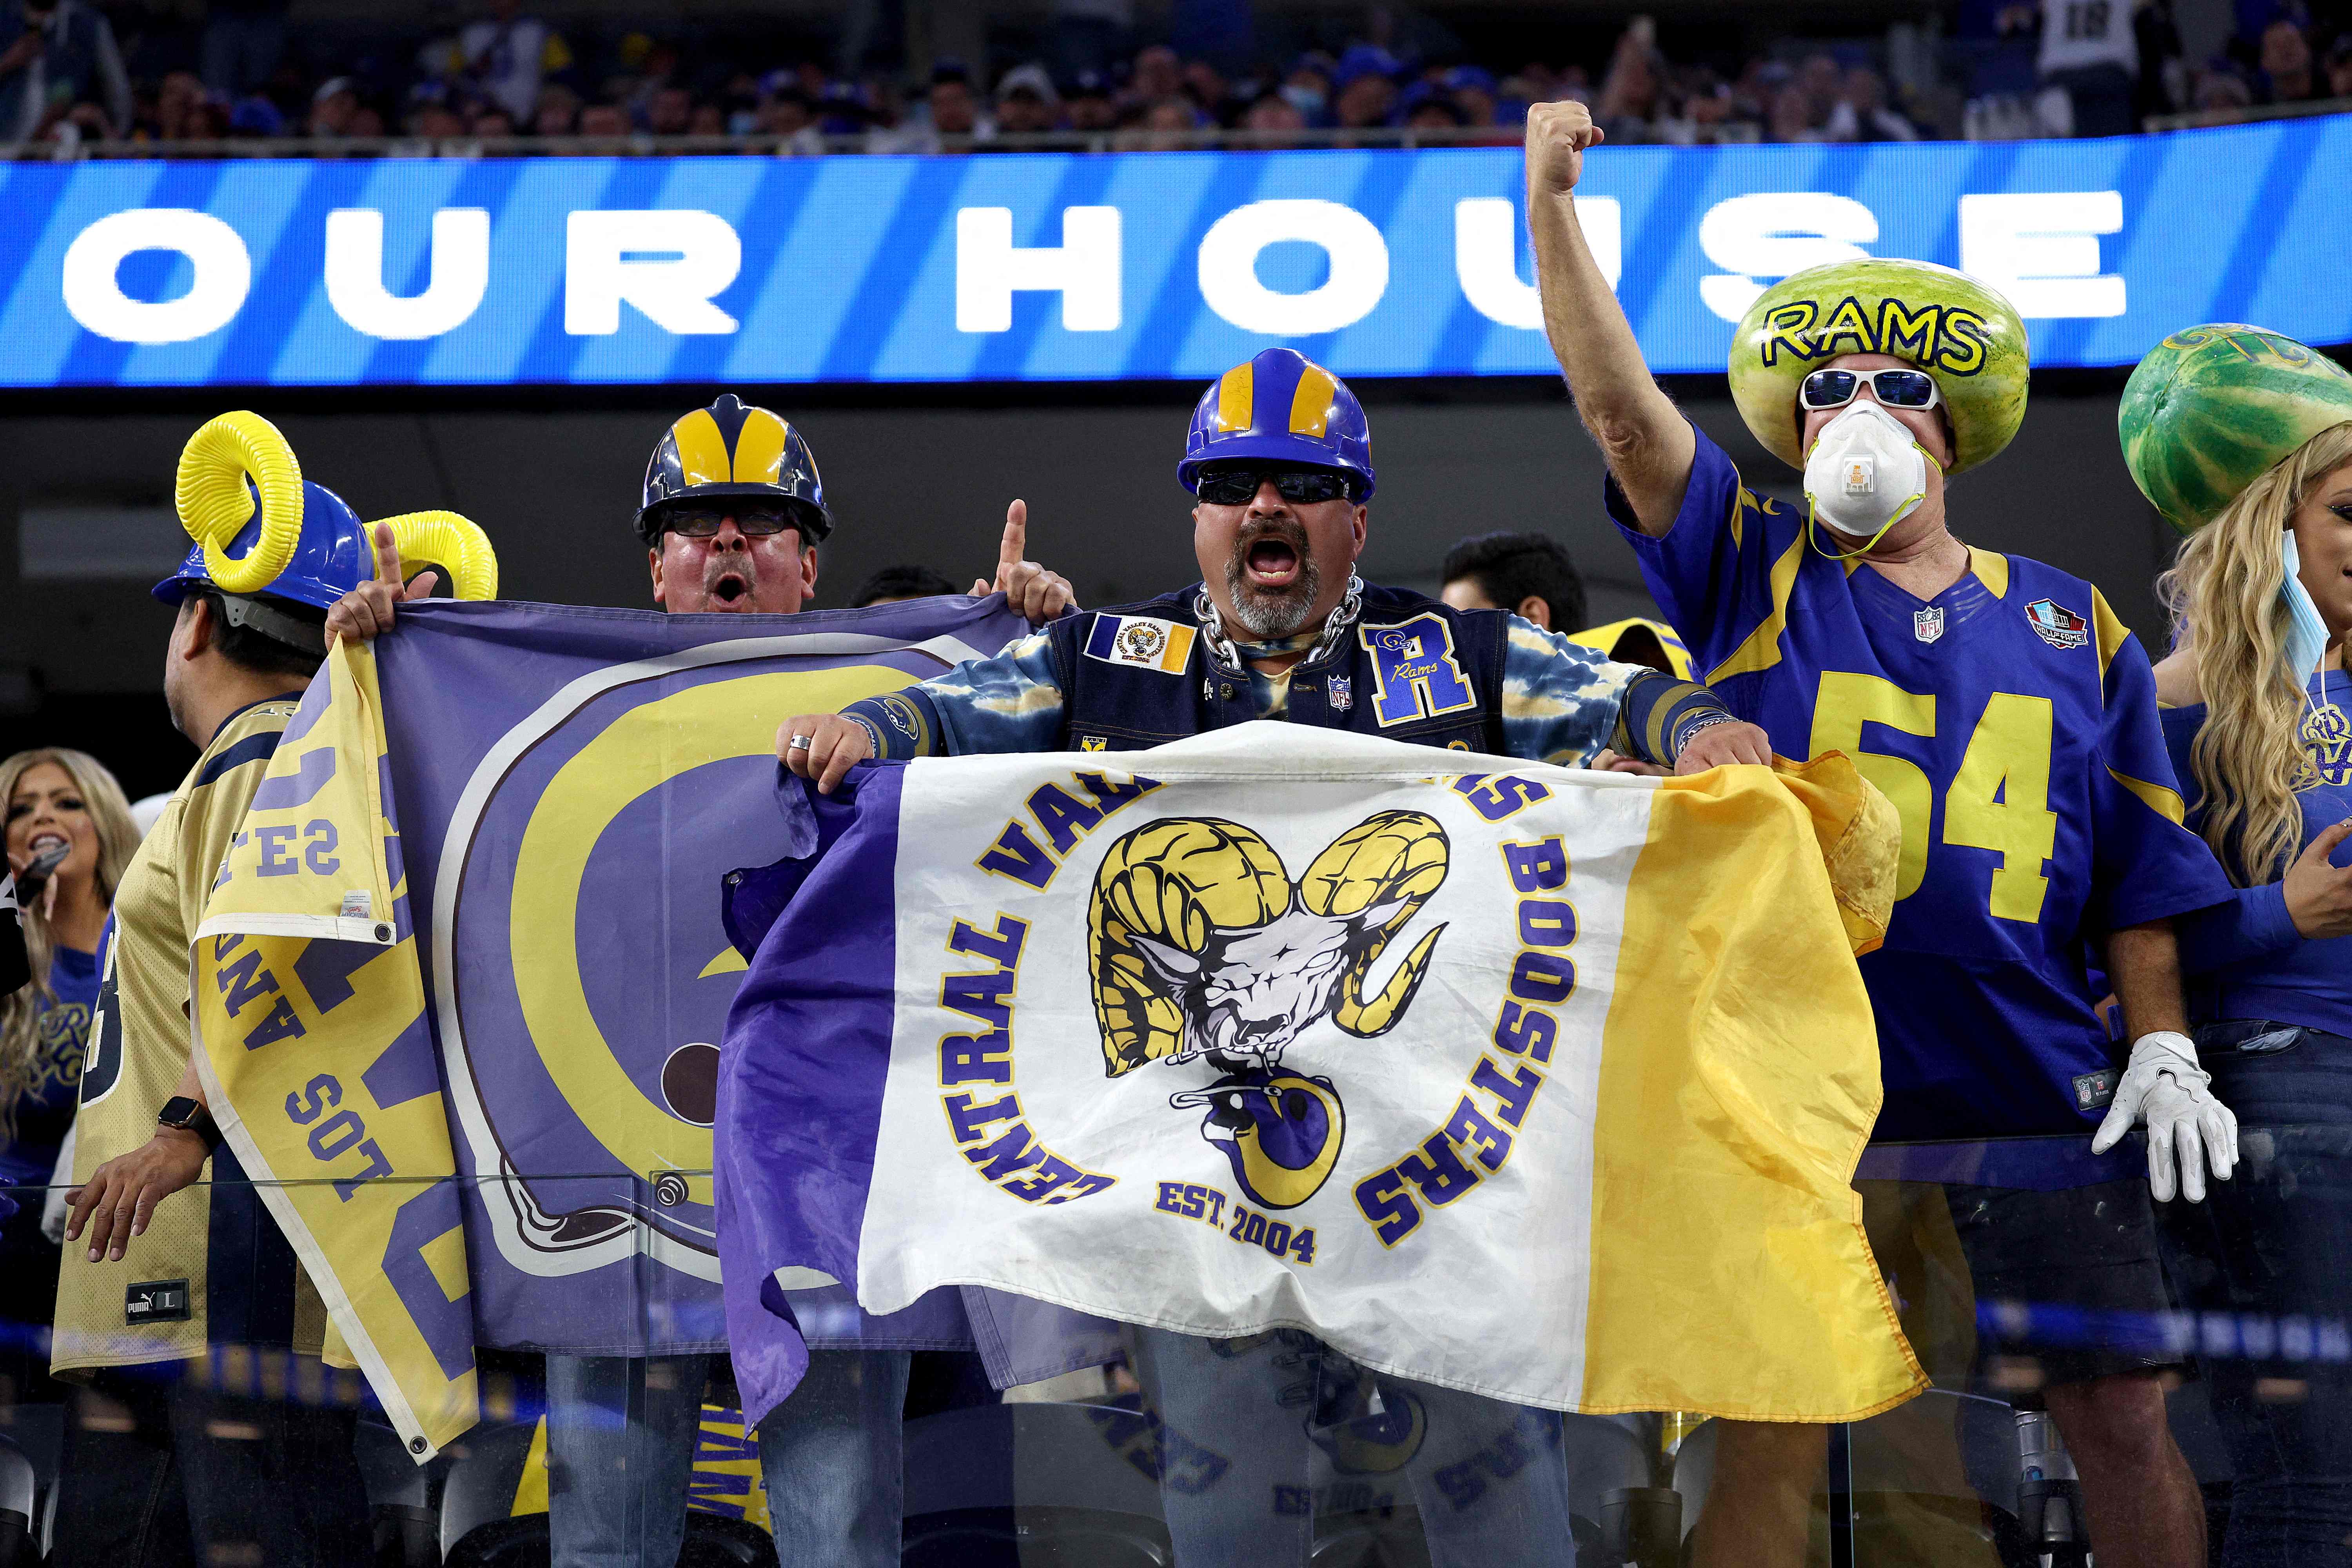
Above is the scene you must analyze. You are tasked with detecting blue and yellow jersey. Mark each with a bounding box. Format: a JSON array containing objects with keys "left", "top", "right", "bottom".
[{"left": 1613, "top": 424, "right": 2230, "bottom": 1140}]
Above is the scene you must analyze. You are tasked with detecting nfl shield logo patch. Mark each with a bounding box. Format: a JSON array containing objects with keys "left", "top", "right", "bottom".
[
  {"left": 2025, "top": 597, "right": 2091, "bottom": 650},
  {"left": 1327, "top": 675, "right": 1352, "bottom": 712},
  {"left": 1912, "top": 607, "right": 1944, "bottom": 644}
]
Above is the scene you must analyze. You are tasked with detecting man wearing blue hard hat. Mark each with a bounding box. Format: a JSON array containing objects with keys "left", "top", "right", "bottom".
[
  {"left": 54, "top": 412, "right": 494, "bottom": 1565},
  {"left": 326, "top": 391, "right": 1077, "bottom": 1568},
  {"left": 781, "top": 346, "right": 1771, "bottom": 1563}
]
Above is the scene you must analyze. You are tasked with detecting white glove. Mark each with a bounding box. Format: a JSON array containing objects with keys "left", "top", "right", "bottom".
[{"left": 2090, "top": 1031, "right": 2238, "bottom": 1202}]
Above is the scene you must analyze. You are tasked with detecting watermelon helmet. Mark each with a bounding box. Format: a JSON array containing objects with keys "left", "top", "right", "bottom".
[
  {"left": 1178, "top": 347, "right": 1375, "bottom": 500},
  {"left": 154, "top": 410, "right": 497, "bottom": 648},
  {"left": 2120, "top": 325, "right": 2352, "bottom": 535},
  {"left": 1727, "top": 259, "right": 2031, "bottom": 477}
]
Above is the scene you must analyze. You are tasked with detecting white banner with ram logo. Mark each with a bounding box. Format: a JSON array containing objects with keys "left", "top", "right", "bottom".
[{"left": 723, "top": 725, "right": 1923, "bottom": 1421}]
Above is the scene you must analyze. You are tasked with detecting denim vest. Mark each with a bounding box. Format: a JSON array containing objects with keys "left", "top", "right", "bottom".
[{"left": 1042, "top": 583, "right": 1511, "bottom": 754}]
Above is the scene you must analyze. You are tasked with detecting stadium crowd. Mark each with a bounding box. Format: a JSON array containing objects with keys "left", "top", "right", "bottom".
[{"left": 2, "top": 0, "right": 2348, "bottom": 153}]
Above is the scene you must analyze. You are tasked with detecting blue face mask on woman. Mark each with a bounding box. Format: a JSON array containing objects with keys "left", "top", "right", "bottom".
[{"left": 2281, "top": 530, "right": 2331, "bottom": 686}]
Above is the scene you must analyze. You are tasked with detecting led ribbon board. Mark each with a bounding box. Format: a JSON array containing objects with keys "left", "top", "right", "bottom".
[{"left": 5, "top": 116, "right": 2345, "bottom": 387}]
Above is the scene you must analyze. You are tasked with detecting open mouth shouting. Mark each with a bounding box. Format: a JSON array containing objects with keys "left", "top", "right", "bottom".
[
  {"left": 706, "top": 565, "right": 753, "bottom": 609},
  {"left": 1243, "top": 534, "right": 1302, "bottom": 592}
]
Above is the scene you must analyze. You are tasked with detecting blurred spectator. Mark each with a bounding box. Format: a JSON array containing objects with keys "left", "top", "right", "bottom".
[
  {"left": 995, "top": 61, "right": 1061, "bottom": 136},
  {"left": 1771, "top": 80, "right": 1828, "bottom": 139},
  {"left": 1594, "top": 23, "right": 1665, "bottom": 139},
  {"left": 229, "top": 92, "right": 281, "bottom": 138},
  {"left": 1127, "top": 42, "right": 1182, "bottom": 107},
  {"left": 151, "top": 67, "right": 204, "bottom": 138},
  {"left": 0, "top": 0, "right": 131, "bottom": 143},
  {"left": 1182, "top": 58, "right": 1231, "bottom": 120},
  {"left": 2258, "top": 16, "right": 2321, "bottom": 99},
  {"left": 1240, "top": 86, "right": 1305, "bottom": 145},
  {"left": 646, "top": 82, "right": 692, "bottom": 134},
  {"left": 307, "top": 74, "right": 359, "bottom": 136},
  {"left": 577, "top": 100, "right": 628, "bottom": 136},
  {"left": 687, "top": 101, "right": 723, "bottom": 134},
  {"left": 1140, "top": 93, "right": 1197, "bottom": 148},
  {"left": 759, "top": 84, "right": 823, "bottom": 152},
  {"left": 1439, "top": 532, "right": 1588, "bottom": 632},
  {"left": 1828, "top": 66, "right": 1921, "bottom": 138},
  {"left": 1067, "top": 69, "right": 1117, "bottom": 130},
  {"left": 2328, "top": 33, "right": 2352, "bottom": 95},
  {"left": 459, "top": 0, "right": 568, "bottom": 122},
  {"left": 347, "top": 103, "right": 383, "bottom": 136},
  {"left": 199, "top": 0, "right": 286, "bottom": 99},
  {"left": 408, "top": 98, "right": 465, "bottom": 139},
  {"left": 473, "top": 105, "right": 516, "bottom": 136},
  {"left": 533, "top": 80, "right": 579, "bottom": 134},
  {"left": 1281, "top": 51, "right": 1335, "bottom": 123},
  {"left": 1399, "top": 83, "right": 1465, "bottom": 130},
  {"left": 1331, "top": 44, "right": 1399, "bottom": 128},
  {"left": 1797, "top": 51, "right": 1845, "bottom": 127},
  {"left": 2039, "top": 0, "right": 2143, "bottom": 134},
  {"left": 851, "top": 565, "right": 960, "bottom": 607},
  {"left": 1445, "top": 64, "right": 1499, "bottom": 126},
  {"left": 918, "top": 58, "right": 989, "bottom": 149}
]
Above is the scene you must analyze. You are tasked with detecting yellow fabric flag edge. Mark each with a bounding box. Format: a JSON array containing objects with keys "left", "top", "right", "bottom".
[
  {"left": 1578, "top": 756, "right": 1927, "bottom": 1423},
  {"left": 188, "top": 640, "right": 479, "bottom": 1461}
]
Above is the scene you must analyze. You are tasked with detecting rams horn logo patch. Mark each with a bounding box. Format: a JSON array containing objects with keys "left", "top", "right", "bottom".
[{"left": 1088, "top": 811, "right": 1449, "bottom": 1208}]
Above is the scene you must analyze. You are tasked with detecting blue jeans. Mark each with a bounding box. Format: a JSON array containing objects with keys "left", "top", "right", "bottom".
[
  {"left": 545, "top": 1348, "right": 910, "bottom": 1568},
  {"left": 1129, "top": 1326, "right": 1577, "bottom": 1566},
  {"left": 2160, "top": 1021, "right": 2352, "bottom": 1567}
]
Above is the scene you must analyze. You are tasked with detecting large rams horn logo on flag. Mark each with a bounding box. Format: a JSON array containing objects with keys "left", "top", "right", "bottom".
[{"left": 1087, "top": 811, "right": 1450, "bottom": 1209}]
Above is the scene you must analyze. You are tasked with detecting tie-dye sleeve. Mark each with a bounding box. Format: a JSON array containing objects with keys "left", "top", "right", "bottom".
[
  {"left": 842, "top": 631, "right": 1067, "bottom": 759},
  {"left": 1498, "top": 617, "right": 1648, "bottom": 767}
]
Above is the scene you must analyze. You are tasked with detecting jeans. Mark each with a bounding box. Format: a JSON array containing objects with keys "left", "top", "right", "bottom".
[
  {"left": 546, "top": 1348, "right": 911, "bottom": 1568},
  {"left": 2160, "top": 1021, "right": 2352, "bottom": 1567},
  {"left": 1129, "top": 1326, "right": 1577, "bottom": 1566},
  {"left": 759, "top": 1346, "right": 911, "bottom": 1568},
  {"left": 53, "top": 1368, "right": 368, "bottom": 1568}
]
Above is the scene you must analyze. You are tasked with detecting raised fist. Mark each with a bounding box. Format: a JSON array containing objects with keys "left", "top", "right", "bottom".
[{"left": 1524, "top": 99, "right": 1606, "bottom": 196}]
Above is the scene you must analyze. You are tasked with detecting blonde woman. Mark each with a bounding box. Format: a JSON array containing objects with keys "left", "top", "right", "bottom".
[
  {"left": 2125, "top": 325, "right": 2352, "bottom": 1567},
  {"left": 0, "top": 747, "right": 138, "bottom": 1397}
]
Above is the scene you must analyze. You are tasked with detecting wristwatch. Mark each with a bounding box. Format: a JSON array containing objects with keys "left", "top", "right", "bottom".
[{"left": 156, "top": 1096, "right": 224, "bottom": 1154}]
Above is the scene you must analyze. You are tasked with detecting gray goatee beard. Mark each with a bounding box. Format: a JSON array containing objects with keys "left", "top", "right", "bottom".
[{"left": 1223, "top": 539, "right": 1323, "bottom": 640}]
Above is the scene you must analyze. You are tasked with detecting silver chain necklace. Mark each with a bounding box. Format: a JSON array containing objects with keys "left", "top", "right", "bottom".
[{"left": 1194, "top": 573, "right": 1364, "bottom": 673}]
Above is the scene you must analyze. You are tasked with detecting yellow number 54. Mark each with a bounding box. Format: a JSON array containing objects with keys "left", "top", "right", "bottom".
[{"left": 1810, "top": 672, "right": 2058, "bottom": 922}]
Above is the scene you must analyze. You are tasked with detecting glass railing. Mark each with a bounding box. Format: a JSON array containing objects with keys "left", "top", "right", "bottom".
[{"left": 0, "top": 1134, "right": 2327, "bottom": 1564}]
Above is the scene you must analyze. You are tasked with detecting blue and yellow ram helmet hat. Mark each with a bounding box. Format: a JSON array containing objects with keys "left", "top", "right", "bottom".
[
  {"left": 153, "top": 411, "right": 496, "bottom": 645},
  {"left": 1178, "top": 347, "right": 1376, "bottom": 500},
  {"left": 638, "top": 393, "right": 832, "bottom": 544}
]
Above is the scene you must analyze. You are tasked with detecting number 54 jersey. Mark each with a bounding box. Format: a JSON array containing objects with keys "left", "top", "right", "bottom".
[{"left": 1612, "top": 425, "right": 2231, "bottom": 1140}]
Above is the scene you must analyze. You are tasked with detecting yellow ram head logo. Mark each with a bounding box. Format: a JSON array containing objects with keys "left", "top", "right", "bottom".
[{"left": 1087, "top": 812, "right": 1451, "bottom": 1078}]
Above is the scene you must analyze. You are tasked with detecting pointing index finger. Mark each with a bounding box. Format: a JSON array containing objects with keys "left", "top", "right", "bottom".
[
  {"left": 999, "top": 500, "right": 1028, "bottom": 572},
  {"left": 373, "top": 522, "right": 405, "bottom": 588}
]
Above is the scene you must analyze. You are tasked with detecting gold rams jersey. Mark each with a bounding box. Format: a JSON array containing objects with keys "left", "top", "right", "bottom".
[{"left": 53, "top": 697, "right": 329, "bottom": 1374}]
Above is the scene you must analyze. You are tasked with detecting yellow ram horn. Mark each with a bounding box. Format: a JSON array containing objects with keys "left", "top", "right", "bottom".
[
  {"left": 1087, "top": 817, "right": 1289, "bottom": 1078},
  {"left": 377, "top": 511, "right": 499, "bottom": 601},
  {"left": 1298, "top": 810, "right": 1451, "bottom": 1038},
  {"left": 174, "top": 411, "right": 303, "bottom": 594}
]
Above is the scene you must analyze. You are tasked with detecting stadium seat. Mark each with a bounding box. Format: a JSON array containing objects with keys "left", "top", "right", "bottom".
[
  {"left": 0, "top": 1434, "right": 37, "bottom": 1568},
  {"left": 357, "top": 1413, "right": 442, "bottom": 1568},
  {"left": 902, "top": 1401, "right": 1172, "bottom": 1566},
  {"left": 437, "top": 1419, "right": 540, "bottom": 1564},
  {"left": 0, "top": 1404, "right": 61, "bottom": 1568}
]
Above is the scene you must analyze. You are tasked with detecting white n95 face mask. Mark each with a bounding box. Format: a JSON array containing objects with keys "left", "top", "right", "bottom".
[{"left": 1803, "top": 401, "right": 1933, "bottom": 542}]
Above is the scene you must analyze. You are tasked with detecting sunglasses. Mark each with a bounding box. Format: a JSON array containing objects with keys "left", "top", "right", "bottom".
[
  {"left": 1191, "top": 468, "right": 1357, "bottom": 506},
  {"left": 1798, "top": 368, "right": 1943, "bottom": 413},
  {"left": 659, "top": 503, "right": 807, "bottom": 538}
]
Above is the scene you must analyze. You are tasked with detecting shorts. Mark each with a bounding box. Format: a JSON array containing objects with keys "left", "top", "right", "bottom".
[{"left": 1860, "top": 1175, "right": 2180, "bottom": 1399}]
